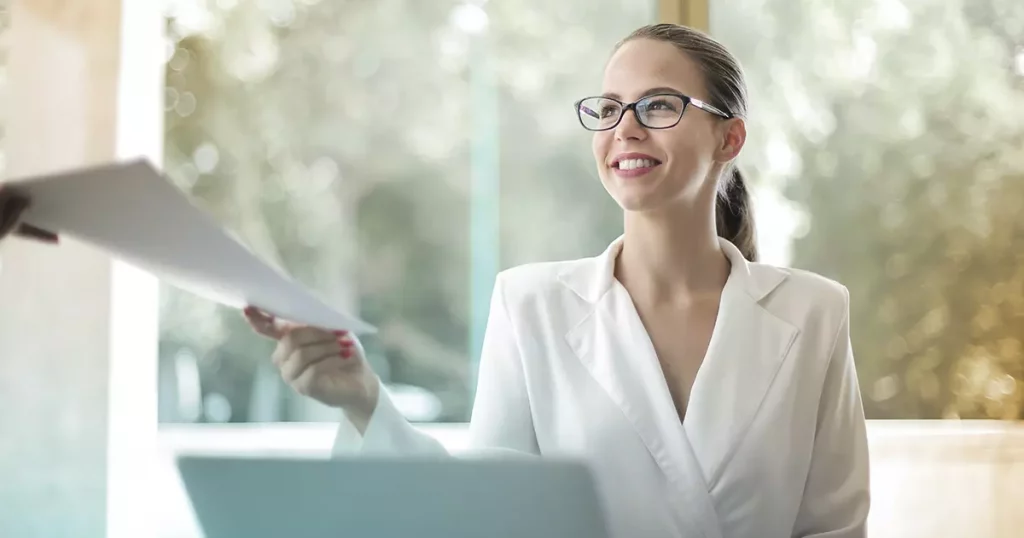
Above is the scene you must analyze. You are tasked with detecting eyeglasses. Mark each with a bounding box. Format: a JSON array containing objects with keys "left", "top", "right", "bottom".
[{"left": 574, "top": 93, "right": 732, "bottom": 132}]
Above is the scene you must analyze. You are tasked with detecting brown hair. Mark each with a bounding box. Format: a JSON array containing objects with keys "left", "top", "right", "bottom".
[{"left": 617, "top": 24, "right": 758, "bottom": 262}]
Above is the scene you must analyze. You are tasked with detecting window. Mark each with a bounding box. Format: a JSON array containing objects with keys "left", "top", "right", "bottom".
[
  {"left": 161, "top": 0, "right": 1024, "bottom": 425},
  {"left": 159, "top": 0, "right": 656, "bottom": 424},
  {"left": 711, "top": 0, "right": 1024, "bottom": 419}
]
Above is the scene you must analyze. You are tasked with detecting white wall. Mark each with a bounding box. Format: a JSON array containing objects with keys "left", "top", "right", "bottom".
[{"left": 0, "top": 2, "right": 163, "bottom": 537}]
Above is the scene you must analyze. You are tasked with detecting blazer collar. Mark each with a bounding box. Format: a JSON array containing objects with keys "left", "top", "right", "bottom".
[
  {"left": 557, "top": 235, "right": 789, "bottom": 305},
  {"left": 560, "top": 236, "right": 800, "bottom": 537}
]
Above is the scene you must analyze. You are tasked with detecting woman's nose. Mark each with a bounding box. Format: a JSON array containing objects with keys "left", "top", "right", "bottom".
[{"left": 614, "top": 108, "right": 647, "bottom": 141}]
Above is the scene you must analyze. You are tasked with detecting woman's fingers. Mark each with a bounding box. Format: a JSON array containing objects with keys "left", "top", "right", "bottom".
[
  {"left": 283, "top": 326, "right": 346, "bottom": 348},
  {"left": 272, "top": 326, "right": 352, "bottom": 368},
  {"left": 244, "top": 306, "right": 349, "bottom": 345},
  {"left": 246, "top": 305, "right": 361, "bottom": 396},
  {"left": 269, "top": 326, "right": 369, "bottom": 409},
  {"left": 244, "top": 306, "right": 286, "bottom": 340},
  {"left": 278, "top": 340, "right": 346, "bottom": 383},
  {"left": 292, "top": 357, "right": 352, "bottom": 399}
]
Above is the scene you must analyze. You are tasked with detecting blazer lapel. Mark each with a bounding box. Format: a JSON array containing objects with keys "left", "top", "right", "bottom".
[
  {"left": 684, "top": 240, "right": 799, "bottom": 487},
  {"left": 559, "top": 237, "right": 799, "bottom": 537},
  {"left": 560, "top": 237, "right": 724, "bottom": 538}
]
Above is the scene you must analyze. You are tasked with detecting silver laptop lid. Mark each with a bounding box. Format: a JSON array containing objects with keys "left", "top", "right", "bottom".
[{"left": 177, "top": 455, "right": 610, "bottom": 538}]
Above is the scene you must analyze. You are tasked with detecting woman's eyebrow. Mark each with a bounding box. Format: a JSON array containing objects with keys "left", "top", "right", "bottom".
[{"left": 600, "top": 86, "right": 684, "bottom": 100}]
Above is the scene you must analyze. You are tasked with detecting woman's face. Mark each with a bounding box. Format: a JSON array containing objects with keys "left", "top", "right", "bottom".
[{"left": 592, "top": 38, "right": 738, "bottom": 214}]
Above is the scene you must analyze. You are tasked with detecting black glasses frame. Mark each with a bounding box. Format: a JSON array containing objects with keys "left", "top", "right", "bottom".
[{"left": 573, "top": 93, "right": 733, "bottom": 132}]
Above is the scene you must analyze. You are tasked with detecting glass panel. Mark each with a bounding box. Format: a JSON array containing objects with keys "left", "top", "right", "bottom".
[
  {"left": 160, "top": 0, "right": 655, "bottom": 424},
  {"left": 711, "top": 0, "right": 1024, "bottom": 419}
]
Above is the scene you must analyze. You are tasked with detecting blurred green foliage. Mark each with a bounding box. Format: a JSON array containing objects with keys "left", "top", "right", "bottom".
[
  {"left": 156, "top": 0, "right": 1024, "bottom": 422},
  {"left": 714, "top": 0, "right": 1024, "bottom": 419}
]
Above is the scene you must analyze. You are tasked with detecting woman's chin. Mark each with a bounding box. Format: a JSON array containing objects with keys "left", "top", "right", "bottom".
[
  {"left": 612, "top": 192, "right": 663, "bottom": 213},
  {"left": 602, "top": 172, "right": 701, "bottom": 215},
  {"left": 603, "top": 181, "right": 649, "bottom": 210},
  {"left": 603, "top": 172, "right": 672, "bottom": 209}
]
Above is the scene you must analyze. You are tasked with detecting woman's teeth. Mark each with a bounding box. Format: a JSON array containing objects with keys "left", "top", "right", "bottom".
[{"left": 617, "top": 159, "right": 656, "bottom": 170}]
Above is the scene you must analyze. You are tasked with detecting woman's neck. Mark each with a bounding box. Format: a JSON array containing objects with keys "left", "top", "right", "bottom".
[{"left": 616, "top": 205, "right": 729, "bottom": 305}]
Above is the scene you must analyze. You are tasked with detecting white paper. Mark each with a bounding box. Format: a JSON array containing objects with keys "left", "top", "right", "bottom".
[{"left": 5, "top": 158, "right": 375, "bottom": 334}]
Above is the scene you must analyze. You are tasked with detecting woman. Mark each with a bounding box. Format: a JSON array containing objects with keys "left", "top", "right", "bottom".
[{"left": 247, "top": 23, "right": 869, "bottom": 538}]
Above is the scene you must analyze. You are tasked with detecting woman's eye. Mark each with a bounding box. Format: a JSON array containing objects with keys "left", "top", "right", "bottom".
[
  {"left": 600, "top": 106, "right": 619, "bottom": 118},
  {"left": 645, "top": 99, "right": 677, "bottom": 112}
]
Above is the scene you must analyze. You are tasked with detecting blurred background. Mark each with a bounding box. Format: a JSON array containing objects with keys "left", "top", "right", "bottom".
[
  {"left": 1, "top": 0, "right": 1023, "bottom": 536},
  {"left": 151, "top": 0, "right": 1024, "bottom": 425}
]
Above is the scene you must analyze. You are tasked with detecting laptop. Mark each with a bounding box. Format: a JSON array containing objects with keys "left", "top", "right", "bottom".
[{"left": 177, "top": 455, "right": 611, "bottom": 538}]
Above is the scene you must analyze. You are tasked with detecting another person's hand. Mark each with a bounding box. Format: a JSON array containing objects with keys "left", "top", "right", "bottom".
[
  {"left": 0, "top": 187, "right": 59, "bottom": 243},
  {"left": 244, "top": 307, "right": 380, "bottom": 429}
]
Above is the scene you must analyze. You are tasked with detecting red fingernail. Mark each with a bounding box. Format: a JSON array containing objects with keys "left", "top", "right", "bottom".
[
  {"left": 340, "top": 348, "right": 353, "bottom": 359},
  {"left": 333, "top": 330, "right": 348, "bottom": 336},
  {"left": 338, "top": 338, "right": 352, "bottom": 346}
]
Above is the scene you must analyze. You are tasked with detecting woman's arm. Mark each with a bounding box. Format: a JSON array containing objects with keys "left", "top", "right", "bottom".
[
  {"left": 332, "top": 272, "right": 539, "bottom": 457},
  {"left": 792, "top": 287, "right": 870, "bottom": 538}
]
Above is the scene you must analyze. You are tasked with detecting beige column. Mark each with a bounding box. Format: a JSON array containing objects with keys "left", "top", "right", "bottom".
[
  {"left": 658, "top": 0, "right": 710, "bottom": 31},
  {"left": 0, "top": 1, "right": 164, "bottom": 537}
]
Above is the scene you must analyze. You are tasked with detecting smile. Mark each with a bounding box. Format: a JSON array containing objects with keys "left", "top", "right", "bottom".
[
  {"left": 615, "top": 158, "right": 658, "bottom": 171},
  {"left": 611, "top": 153, "right": 662, "bottom": 178}
]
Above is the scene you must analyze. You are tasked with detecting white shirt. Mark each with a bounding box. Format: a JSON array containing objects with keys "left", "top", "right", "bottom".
[{"left": 334, "top": 237, "right": 870, "bottom": 538}]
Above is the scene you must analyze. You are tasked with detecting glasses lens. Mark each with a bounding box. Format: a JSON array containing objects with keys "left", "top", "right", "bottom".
[
  {"left": 577, "top": 97, "right": 622, "bottom": 131},
  {"left": 635, "top": 95, "right": 686, "bottom": 128}
]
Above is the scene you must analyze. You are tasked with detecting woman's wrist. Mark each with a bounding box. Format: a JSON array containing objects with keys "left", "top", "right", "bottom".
[{"left": 343, "top": 374, "right": 381, "bottom": 435}]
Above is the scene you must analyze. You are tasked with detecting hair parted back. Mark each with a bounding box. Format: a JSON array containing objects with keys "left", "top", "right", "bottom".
[{"left": 616, "top": 23, "right": 758, "bottom": 262}]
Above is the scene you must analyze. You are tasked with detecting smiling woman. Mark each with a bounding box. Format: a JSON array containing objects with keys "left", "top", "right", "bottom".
[
  {"left": 145, "top": 0, "right": 1024, "bottom": 536},
  {"left": 588, "top": 25, "right": 758, "bottom": 265},
  {"left": 236, "top": 16, "right": 873, "bottom": 536}
]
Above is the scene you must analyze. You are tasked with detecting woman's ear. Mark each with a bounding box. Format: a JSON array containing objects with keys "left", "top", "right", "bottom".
[{"left": 715, "top": 117, "right": 746, "bottom": 163}]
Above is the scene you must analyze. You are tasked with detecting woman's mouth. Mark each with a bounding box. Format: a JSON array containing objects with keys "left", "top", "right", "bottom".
[{"left": 611, "top": 155, "right": 662, "bottom": 178}]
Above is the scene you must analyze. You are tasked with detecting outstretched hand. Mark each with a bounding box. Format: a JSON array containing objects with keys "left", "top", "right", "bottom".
[{"left": 243, "top": 306, "right": 380, "bottom": 426}]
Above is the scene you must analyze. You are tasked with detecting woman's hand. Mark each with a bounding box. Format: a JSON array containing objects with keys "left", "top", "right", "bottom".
[
  {"left": 244, "top": 307, "right": 380, "bottom": 429},
  {"left": 0, "top": 188, "right": 59, "bottom": 243}
]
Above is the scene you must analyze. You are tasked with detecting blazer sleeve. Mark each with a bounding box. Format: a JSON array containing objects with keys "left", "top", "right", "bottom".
[
  {"left": 465, "top": 273, "right": 540, "bottom": 453},
  {"left": 793, "top": 286, "right": 871, "bottom": 538},
  {"left": 332, "top": 272, "right": 539, "bottom": 457}
]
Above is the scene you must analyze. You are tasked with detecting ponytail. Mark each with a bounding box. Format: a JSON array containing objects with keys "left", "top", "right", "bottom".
[{"left": 715, "top": 167, "right": 758, "bottom": 262}]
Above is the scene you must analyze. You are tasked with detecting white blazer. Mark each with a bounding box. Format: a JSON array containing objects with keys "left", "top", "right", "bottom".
[{"left": 333, "top": 237, "right": 870, "bottom": 538}]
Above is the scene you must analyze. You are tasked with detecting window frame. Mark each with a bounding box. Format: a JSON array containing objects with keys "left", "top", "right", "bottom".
[{"left": 658, "top": 0, "right": 709, "bottom": 30}]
